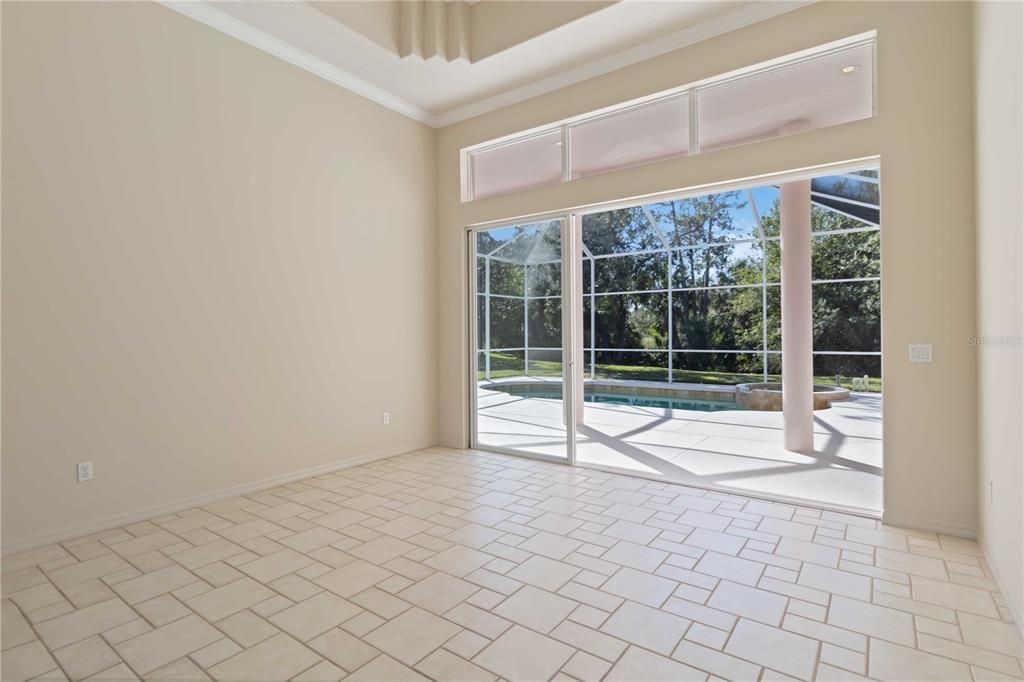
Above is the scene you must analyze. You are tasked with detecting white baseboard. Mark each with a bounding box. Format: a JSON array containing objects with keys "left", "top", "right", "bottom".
[
  {"left": 979, "top": 535, "right": 1024, "bottom": 639},
  {"left": 881, "top": 510, "right": 977, "bottom": 539},
  {"left": 1, "top": 442, "right": 434, "bottom": 556}
]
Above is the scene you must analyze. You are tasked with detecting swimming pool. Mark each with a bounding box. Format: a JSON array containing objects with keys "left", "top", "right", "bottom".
[{"left": 492, "top": 385, "right": 739, "bottom": 412}]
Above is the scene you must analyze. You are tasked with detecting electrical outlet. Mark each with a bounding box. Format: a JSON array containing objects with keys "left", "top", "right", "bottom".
[
  {"left": 77, "top": 461, "right": 94, "bottom": 482},
  {"left": 382, "top": 412, "right": 391, "bottom": 425}
]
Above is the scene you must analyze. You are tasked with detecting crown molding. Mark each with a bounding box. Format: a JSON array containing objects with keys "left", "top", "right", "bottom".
[
  {"left": 162, "top": 1, "right": 813, "bottom": 130},
  {"left": 431, "top": 0, "right": 814, "bottom": 128}
]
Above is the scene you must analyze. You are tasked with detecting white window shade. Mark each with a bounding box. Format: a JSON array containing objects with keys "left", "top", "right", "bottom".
[
  {"left": 698, "top": 43, "right": 874, "bottom": 153},
  {"left": 470, "top": 131, "right": 563, "bottom": 199},
  {"left": 462, "top": 36, "right": 877, "bottom": 201},
  {"left": 569, "top": 95, "right": 689, "bottom": 179}
]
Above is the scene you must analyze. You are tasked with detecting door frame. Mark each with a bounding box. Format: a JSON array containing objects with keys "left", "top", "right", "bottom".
[
  {"left": 466, "top": 157, "right": 883, "bottom": 497},
  {"left": 467, "top": 214, "right": 579, "bottom": 465}
]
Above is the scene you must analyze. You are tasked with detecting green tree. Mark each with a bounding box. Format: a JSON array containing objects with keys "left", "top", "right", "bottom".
[
  {"left": 477, "top": 185, "right": 881, "bottom": 389},
  {"left": 757, "top": 201, "right": 881, "bottom": 381}
]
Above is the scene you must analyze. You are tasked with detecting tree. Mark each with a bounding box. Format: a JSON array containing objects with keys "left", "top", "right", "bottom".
[
  {"left": 582, "top": 207, "right": 666, "bottom": 368},
  {"left": 653, "top": 192, "right": 752, "bottom": 372},
  {"left": 758, "top": 201, "right": 881, "bottom": 381},
  {"left": 475, "top": 184, "right": 881, "bottom": 388}
]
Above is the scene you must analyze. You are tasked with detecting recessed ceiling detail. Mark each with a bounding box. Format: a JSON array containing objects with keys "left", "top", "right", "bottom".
[
  {"left": 162, "top": 1, "right": 813, "bottom": 128},
  {"left": 398, "top": 0, "right": 471, "bottom": 62}
]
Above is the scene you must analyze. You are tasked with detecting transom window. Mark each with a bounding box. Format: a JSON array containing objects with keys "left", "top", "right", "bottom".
[{"left": 463, "top": 35, "right": 875, "bottom": 201}]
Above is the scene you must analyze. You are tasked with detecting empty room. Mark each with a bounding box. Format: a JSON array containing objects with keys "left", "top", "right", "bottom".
[{"left": 2, "top": 1, "right": 1022, "bottom": 680}]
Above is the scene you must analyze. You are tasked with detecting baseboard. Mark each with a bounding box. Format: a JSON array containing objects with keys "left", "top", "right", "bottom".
[
  {"left": 1, "top": 441, "right": 435, "bottom": 556},
  {"left": 881, "top": 510, "right": 977, "bottom": 539},
  {"left": 979, "top": 535, "right": 1024, "bottom": 639}
]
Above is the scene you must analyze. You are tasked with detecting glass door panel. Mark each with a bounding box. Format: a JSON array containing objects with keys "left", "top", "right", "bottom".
[
  {"left": 472, "top": 219, "right": 572, "bottom": 460},
  {"left": 469, "top": 165, "right": 882, "bottom": 514}
]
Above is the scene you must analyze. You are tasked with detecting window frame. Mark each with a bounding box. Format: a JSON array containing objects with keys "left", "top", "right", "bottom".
[{"left": 462, "top": 32, "right": 877, "bottom": 202}]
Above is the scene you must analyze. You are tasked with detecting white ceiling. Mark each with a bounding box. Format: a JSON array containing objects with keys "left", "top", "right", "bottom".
[{"left": 162, "top": 0, "right": 811, "bottom": 128}]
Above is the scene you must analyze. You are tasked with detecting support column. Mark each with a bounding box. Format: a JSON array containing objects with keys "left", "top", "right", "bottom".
[{"left": 780, "top": 179, "right": 814, "bottom": 453}]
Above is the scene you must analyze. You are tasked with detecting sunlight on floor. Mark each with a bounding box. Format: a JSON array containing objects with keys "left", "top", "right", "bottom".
[{"left": 476, "top": 389, "right": 882, "bottom": 514}]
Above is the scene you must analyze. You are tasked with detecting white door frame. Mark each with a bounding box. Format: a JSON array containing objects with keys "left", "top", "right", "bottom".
[
  {"left": 466, "top": 157, "right": 882, "bottom": 486},
  {"left": 467, "top": 215, "right": 578, "bottom": 465}
]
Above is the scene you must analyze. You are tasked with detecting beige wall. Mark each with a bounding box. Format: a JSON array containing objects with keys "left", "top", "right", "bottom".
[
  {"left": 1, "top": 2, "right": 437, "bottom": 550},
  {"left": 973, "top": 1, "right": 1024, "bottom": 627},
  {"left": 2, "top": 0, "right": 990, "bottom": 550},
  {"left": 437, "top": 1, "right": 979, "bottom": 536}
]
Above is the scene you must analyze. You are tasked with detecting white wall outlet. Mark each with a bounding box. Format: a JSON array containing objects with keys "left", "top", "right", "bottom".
[
  {"left": 382, "top": 412, "right": 391, "bottom": 425},
  {"left": 908, "top": 343, "right": 933, "bottom": 363},
  {"left": 77, "top": 461, "right": 94, "bottom": 482}
]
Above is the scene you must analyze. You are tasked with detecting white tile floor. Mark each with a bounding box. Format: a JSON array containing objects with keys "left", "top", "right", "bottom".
[
  {"left": 476, "top": 388, "right": 883, "bottom": 514},
  {"left": 3, "top": 447, "right": 1020, "bottom": 681}
]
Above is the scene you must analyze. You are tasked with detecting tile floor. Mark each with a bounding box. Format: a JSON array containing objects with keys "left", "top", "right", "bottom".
[
  {"left": 2, "top": 447, "right": 1020, "bottom": 681},
  {"left": 477, "top": 386, "right": 883, "bottom": 513}
]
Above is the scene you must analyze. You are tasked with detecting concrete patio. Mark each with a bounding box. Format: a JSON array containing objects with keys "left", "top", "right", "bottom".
[{"left": 476, "top": 383, "right": 882, "bottom": 515}]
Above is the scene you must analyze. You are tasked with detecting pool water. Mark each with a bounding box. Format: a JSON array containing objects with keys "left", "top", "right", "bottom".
[{"left": 496, "top": 387, "right": 739, "bottom": 412}]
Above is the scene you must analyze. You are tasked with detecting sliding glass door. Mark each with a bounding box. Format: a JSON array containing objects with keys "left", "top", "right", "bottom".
[
  {"left": 470, "top": 218, "right": 576, "bottom": 461},
  {"left": 468, "top": 165, "right": 882, "bottom": 513}
]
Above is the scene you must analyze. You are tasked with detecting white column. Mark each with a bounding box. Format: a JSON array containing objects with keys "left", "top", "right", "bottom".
[{"left": 780, "top": 179, "right": 814, "bottom": 453}]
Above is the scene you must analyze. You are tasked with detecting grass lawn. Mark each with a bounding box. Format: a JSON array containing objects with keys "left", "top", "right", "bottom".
[{"left": 478, "top": 352, "right": 882, "bottom": 392}]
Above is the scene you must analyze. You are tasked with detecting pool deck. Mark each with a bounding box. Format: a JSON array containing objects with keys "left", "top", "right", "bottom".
[{"left": 476, "top": 379, "right": 883, "bottom": 515}]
